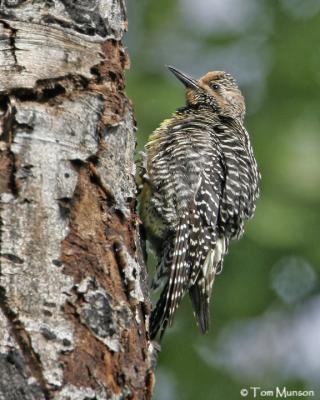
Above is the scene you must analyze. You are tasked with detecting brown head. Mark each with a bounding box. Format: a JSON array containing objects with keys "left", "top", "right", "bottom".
[{"left": 168, "top": 66, "right": 245, "bottom": 121}]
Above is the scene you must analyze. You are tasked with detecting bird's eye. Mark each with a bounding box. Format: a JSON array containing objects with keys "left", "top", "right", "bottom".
[{"left": 211, "top": 83, "right": 220, "bottom": 90}]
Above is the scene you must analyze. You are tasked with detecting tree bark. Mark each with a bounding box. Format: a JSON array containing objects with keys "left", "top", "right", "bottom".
[{"left": 0, "top": 1, "right": 155, "bottom": 399}]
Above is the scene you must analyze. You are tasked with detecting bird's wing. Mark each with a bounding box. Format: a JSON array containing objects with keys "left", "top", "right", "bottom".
[
  {"left": 150, "top": 213, "right": 190, "bottom": 339},
  {"left": 151, "top": 168, "right": 225, "bottom": 337},
  {"left": 188, "top": 170, "right": 225, "bottom": 333},
  {"left": 215, "top": 116, "right": 260, "bottom": 237}
]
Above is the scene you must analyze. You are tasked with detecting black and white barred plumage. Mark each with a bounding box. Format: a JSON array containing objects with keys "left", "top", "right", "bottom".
[{"left": 140, "top": 66, "right": 260, "bottom": 339}]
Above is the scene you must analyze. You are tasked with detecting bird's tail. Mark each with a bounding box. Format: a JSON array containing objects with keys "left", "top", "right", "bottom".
[
  {"left": 188, "top": 223, "right": 214, "bottom": 334},
  {"left": 189, "top": 283, "right": 210, "bottom": 333},
  {"left": 189, "top": 236, "right": 227, "bottom": 333},
  {"left": 150, "top": 212, "right": 227, "bottom": 339},
  {"left": 150, "top": 281, "right": 169, "bottom": 339},
  {"left": 150, "top": 215, "right": 190, "bottom": 339}
]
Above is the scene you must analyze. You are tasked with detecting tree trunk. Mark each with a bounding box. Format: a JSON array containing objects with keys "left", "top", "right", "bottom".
[{"left": 0, "top": 1, "right": 154, "bottom": 399}]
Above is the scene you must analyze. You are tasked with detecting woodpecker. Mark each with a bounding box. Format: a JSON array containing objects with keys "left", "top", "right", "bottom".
[{"left": 139, "top": 66, "right": 260, "bottom": 339}]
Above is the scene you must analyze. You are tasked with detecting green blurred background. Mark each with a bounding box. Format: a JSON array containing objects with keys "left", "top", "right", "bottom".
[{"left": 125, "top": 1, "right": 320, "bottom": 399}]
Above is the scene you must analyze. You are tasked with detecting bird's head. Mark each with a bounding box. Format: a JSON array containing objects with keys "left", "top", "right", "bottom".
[{"left": 168, "top": 65, "right": 245, "bottom": 121}]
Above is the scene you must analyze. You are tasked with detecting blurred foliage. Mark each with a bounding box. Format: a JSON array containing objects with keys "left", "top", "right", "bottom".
[{"left": 125, "top": 1, "right": 320, "bottom": 399}]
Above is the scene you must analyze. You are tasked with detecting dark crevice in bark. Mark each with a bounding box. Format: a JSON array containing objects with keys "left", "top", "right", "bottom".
[
  {"left": 57, "top": 197, "right": 72, "bottom": 219},
  {"left": 11, "top": 84, "right": 66, "bottom": 104},
  {"left": 0, "top": 95, "right": 10, "bottom": 116},
  {"left": 41, "top": 14, "right": 76, "bottom": 32},
  {"left": 9, "top": 151, "right": 19, "bottom": 196},
  {"left": 1, "top": 253, "right": 24, "bottom": 264},
  {"left": 0, "top": 19, "right": 19, "bottom": 66},
  {"left": 0, "top": 95, "right": 15, "bottom": 142},
  {"left": 0, "top": 94, "right": 19, "bottom": 195},
  {"left": 88, "top": 162, "right": 117, "bottom": 207},
  {"left": 9, "top": 76, "right": 87, "bottom": 104},
  {"left": 36, "top": 75, "right": 90, "bottom": 95},
  {"left": 0, "top": 149, "right": 18, "bottom": 195}
]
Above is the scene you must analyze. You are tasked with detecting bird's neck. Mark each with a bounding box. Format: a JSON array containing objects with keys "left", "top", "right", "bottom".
[{"left": 177, "top": 103, "right": 244, "bottom": 123}]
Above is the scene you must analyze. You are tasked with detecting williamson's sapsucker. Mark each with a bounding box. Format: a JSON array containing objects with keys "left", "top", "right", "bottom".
[{"left": 139, "top": 66, "right": 260, "bottom": 339}]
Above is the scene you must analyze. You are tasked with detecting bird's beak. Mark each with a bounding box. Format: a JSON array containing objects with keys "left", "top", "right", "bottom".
[{"left": 167, "top": 65, "right": 199, "bottom": 90}]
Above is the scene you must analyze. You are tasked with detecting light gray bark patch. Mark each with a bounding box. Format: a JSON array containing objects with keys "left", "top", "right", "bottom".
[
  {"left": 97, "top": 0, "right": 127, "bottom": 39},
  {"left": 12, "top": 95, "right": 103, "bottom": 163},
  {"left": 124, "top": 251, "right": 145, "bottom": 303},
  {"left": 114, "top": 240, "right": 145, "bottom": 303},
  {"left": 0, "top": 0, "right": 127, "bottom": 39},
  {"left": 0, "top": 20, "right": 104, "bottom": 92},
  {"left": 99, "top": 104, "right": 136, "bottom": 216},
  {"left": 55, "top": 385, "right": 109, "bottom": 400}
]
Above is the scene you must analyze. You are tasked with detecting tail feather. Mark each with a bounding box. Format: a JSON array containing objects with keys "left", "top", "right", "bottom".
[
  {"left": 150, "top": 215, "right": 190, "bottom": 339},
  {"left": 151, "top": 237, "right": 173, "bottom": 291},
  {"left": 188, "top": 232, "right": 215, "bottom": 334},
  {"left": 150, "top": 282, "right": 169, "bottom": 339},
  {"left": 166, "top": 218, "right": 189, "bottom": 324},
  {"left": 189, "top": 283, "right": 210, "bottom": 333}
]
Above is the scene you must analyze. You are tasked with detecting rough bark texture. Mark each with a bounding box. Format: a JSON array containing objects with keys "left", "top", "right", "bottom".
[{"left": 0, "top": 1, "right": 155, "bottom": 399}]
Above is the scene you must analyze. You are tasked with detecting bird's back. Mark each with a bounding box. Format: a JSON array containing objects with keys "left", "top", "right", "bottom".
[{"left": 143, "top": 107, "right": 223, "bottom": 228}]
